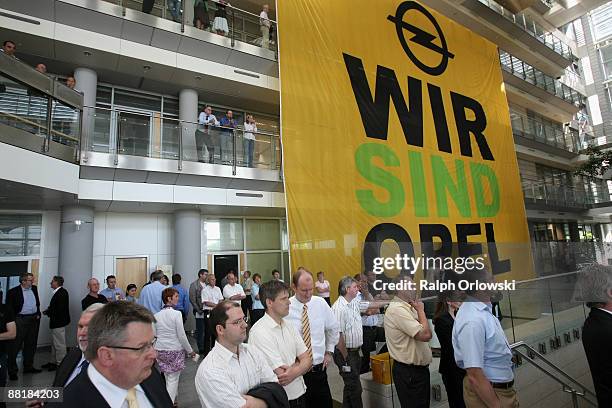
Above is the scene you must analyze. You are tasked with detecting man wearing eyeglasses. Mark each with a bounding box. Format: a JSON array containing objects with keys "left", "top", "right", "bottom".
[
  {"left": 195, "top": 300, "right": 278, "bottom": 408},
  {"left": 59, "top": 301, "right": 172, "bottom": 407},
  {"left": 249, "top": 280, "right": 312, "bottom": 408}
]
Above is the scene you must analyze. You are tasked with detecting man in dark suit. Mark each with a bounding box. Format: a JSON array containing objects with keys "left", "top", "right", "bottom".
[
  {"left": 42, "top": 276, "right": 70, "bottom": 371},
  {"left": 60, "top": 301, "right": 172, "bottom": 407},
  {"left": 578, "top": 264, "right": 612, "bottom": 407},
  {"left": 6, "top": 272, "right": 41, "bottom": 380}
]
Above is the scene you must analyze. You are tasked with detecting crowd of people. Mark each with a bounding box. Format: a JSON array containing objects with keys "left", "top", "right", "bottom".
[
  {"left": 139, "top": 0, "right": 275, "bottom": 49},
  {"left": 0, "top": 263, "right": 608, "bottom": 408}
]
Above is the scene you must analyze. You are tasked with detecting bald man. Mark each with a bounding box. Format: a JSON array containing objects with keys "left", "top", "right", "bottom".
[{"left": 80, "top": 279, "right": 108, "bottom": 311}]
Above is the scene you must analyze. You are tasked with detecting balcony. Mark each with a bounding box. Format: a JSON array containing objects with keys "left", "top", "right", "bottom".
[
  {"left": 0, "top": 52, "right": 82, "bottom": 163},
  {"left": 522, "top": 178, "right": 612, "bottom": 211},
  {"left": 500, "top": 51, "right": 585, "bottom": 116},
  {"left": 81, "top": 106, "right": 282, "bottom": 191},
  {"left": 473, "top": 0, "right": 575, "bottom": 62},
  {"left": 510, "top": 110, "right": 581, "bottom": 156}
]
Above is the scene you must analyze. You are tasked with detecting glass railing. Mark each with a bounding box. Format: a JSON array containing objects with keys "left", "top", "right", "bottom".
[
  {"left": 510, "top": 111, "right": 581, "bottom": 152},
  {"left": 478, "top": 0, "right": 575, "bottom": 61},
  {"left": 500, "top": 51, "right": 585, "bottom": 108},
  {"left": 522, "top": 178, "right": 612, "bottom": 207},
  {"left": 522, "top": 179, "right": 590, "bottom": 208},
  {"left": 0, "top": 57, "right": 82, "bottom": 163},
  {"left": 101, "top": 0, "right": 278, "bottom": 55},
  {"left": 84, "top": 106, "right": 281, "bottom": 172}
]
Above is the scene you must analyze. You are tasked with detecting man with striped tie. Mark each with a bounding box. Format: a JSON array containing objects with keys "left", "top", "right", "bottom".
[
  {"left": 287, "top": 267, "right": 340, "bottom": 408},
  {"left": 249, "top": 279, "right": 312, "bottom": 408}
]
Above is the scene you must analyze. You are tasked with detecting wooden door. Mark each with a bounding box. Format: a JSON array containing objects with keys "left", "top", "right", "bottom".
[{"left": 115, "top": 257, "right": 148, "bottom": 297}]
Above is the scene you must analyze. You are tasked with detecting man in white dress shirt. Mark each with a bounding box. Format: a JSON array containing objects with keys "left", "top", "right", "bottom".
[
  {"left": 223, "top": 272, "right": 246, "bottom": 305},
  {"left": 249, "top": 280, "right": 312, "bottom": 407},
  {"left": 195, "top": 300, "right": 276, "bottom": 408},
  {"left": 286, "top": 267, "right": 339, "bottom": 408}
]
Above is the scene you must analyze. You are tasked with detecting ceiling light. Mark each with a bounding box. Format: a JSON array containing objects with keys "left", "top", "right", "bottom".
[
  {"left": 83, "top": 51, "right": 92, "bottom": 56},
  {"left": 195, "top": 75, "right": 202, "bottom": 80},
  {"left": 143, "top": 65, "right": 152, "bottom": 71}
]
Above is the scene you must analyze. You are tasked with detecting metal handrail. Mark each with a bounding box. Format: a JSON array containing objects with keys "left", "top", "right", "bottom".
[{"left": 510, "top": 341, "right": 598, "bottom": 407}]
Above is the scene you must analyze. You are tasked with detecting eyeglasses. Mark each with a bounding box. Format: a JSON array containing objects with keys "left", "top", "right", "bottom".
[
  {"left": 107, "top": 337, "right": 157, "bottom": 353},
  {"left": 228, "top": 317, "right": 248, "bottom": 326}
]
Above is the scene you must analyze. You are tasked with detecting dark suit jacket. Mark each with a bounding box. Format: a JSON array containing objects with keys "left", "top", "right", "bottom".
[
  {"left": 58, "top": 364, "right": 173, "bottom": 407},
  {"left": 52, "top": 348, "right": 83, "bottom": 387},
  {"left": 582, "top": 307, "right": 612, "bottom": 407},
  {"left": 433, "top": 312, "right": 466, "bottom": 377},
  {"left": 45, "top": 287, "right": 70, "bottom": 329},
  {"left": 6, "top": 284, "right": 40, "bottom": 317}
]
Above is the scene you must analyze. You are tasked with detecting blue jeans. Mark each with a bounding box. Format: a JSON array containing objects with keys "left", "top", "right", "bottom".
[
  {"left": 195, "top": 317, "right": 205, "bottom": 354},
  {"left": 168, "top": 0, "right": 181, "bottom": 21},
  {"left": 243, "top": 138, "right": 254, "bottom": 167}
]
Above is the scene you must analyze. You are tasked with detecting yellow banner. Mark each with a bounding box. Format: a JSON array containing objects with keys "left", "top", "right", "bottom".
[{"left": 278, "top": 0, "right": 533, "bottom": 292}]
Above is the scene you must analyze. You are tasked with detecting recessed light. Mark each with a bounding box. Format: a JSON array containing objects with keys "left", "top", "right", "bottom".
[
  {"left": 83, "top": 51, "right": 92, "bottom": 56},
  {"left": 143, "top": 65, "right": 152, "bottom": 71},
  {"left": 195, "top": 75, "right": 202, "bottom": 80}
]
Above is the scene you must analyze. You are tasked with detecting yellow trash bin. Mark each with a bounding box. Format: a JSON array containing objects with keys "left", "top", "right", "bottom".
[{"left": 370, "top": 352, "right": 394, "bottom": 385}]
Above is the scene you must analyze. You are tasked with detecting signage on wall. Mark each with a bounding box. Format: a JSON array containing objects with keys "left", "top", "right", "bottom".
[{"left": 278, "top": 0, "right": 533, "bottom": 291}]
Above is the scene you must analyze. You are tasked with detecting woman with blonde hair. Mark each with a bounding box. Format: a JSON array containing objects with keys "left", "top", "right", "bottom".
[{"left": 154, "top": 287, "right": 196, "bottom": 406}]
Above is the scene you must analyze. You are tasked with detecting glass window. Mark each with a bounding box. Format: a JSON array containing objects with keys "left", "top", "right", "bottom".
[
  {"left": 600, "top": 44, "right": 612, "bottom": 81},
  {"left": 96, "top": 86, "right": 112, "bottom": 106},
  {"left": 281, "top": 220, "right": 288, "bottom": 251},
  {"left": 205, "top": 219, "right": 244, "bottom": 251},
  {"left": 0, "top": 215, "right": 42, "bottom": 257},
  {"left": 113, "top": 89, "right": 161, "bottom": 112},
  {"left": 163, "top": 97, "right": 179, "bottom": 118},
  {"left": 246, "top": 252, "right": 282, "bottom": 282},
  {"left": 590, "top": 3, "right": 612, "bottom": 42},
  {"left": 245, "top": 219, "right": 280, "bottom": 251}
]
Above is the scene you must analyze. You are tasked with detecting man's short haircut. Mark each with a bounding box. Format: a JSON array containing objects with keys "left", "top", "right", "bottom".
[
  {"left": 198, "top": 269, "right": 208, "bottom": 277},
  {"left": 106, "top": 275, "right": 116, "bottom": 283},
  {"left": 87, "top": 278, "right": 98, "bottom": 288},
  {"left": 461, "top": 265, "right": 492, "bottom": 296},
  {"left": 162, "top": 287, "right": 178, "bottom": 304},
  {"left": 243, "top": 270, "right": 251, "bottom": 277},
  {"left": 252, "top": 273, "right": 261, "bottom": 281},
  {"left": 292, "top": 268, "right": 312, "bottom": 287},
  {"left": 272, "top": 269, "right": 280, "bottom": 274},
  {"left": 172, "top": 274, "right": 181, "bottom": 285},
  {"left": 151, "top": 270, "right": 164, "bottom": 282},
  {"left": 574, "top": 264, "right": 612, "bottom": 308},
  {"left": 260, "top": 280, "right": 289, "bottom": 310},
  {"left": 317, "top": 271, "right": 324, "bottom": 277},
  {"left": 19, "top": 273, "right": 33, "bottom": 283},
  {"left": 83, "top": 302, "right": 106, "bottom": 315},
  {"left": 52, "top": 276, "right": 64, "bottom": 286},
  {"left": 209, "top": 300, "right": 241, "bottom": 338},
  {"left": 226, "top": 271, "right": 235, "bottom": 278},
  {"left": 84, "top": 301, "right": 155, "bottom": 361},
  {"left": 338, "top": 276, "right": 356, "bottom": 296},
  {"left": 3, "top": 40, "right": 15, "bottom": 47}
]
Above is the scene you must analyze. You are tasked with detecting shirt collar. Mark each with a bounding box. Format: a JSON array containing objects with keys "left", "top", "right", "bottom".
[
  {"left": 465, "top": 297, "right": 491, "bottom": 312},
  {"left": 213, "top": 342, "right": 244, "bottom": 363},
  {"left": 261, "top": 312, "right": 283, "bottom": 328},
  {"left": 88, "top": 363, "right": 145, "bottom": 407},
  {"left": 52, "top": 286, "right": 61, "bottom": 295}
]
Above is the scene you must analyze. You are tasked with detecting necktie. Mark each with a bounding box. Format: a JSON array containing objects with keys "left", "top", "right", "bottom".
[
  {"left": 80, "top": 359, "right": 89, "bottom": 373},
  {"left": 301, "top": 304, "right": 313, "bottom": 361},
  {"left": 125, "top": 387, "right": 139, "bottom": 408}
]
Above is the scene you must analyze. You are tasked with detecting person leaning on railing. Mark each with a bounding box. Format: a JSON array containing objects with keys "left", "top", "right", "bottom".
[{"left": 243, "top": 114, "right": 257, "bottom": 167}]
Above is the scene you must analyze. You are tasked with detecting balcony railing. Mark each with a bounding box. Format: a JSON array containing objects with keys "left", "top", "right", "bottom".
[
  {"left": 101, "top": 0, "right": 278, "bottom": 56},
  {"left": 500, "top": 51, "right": 585, "bottom": 107},
  {"left": 0, "top": 54, "right": 82, "bottom": 163},
  {"left": 478, "top": 0, "right": 575, "bottom": 61},
  {"left": 83, "top": 106, "right": 281, "bottom": 174},
  {"left": 510, "top": 111, "right": 581, "bottom": 153},
  {"left": 522, "top": 178, "right": 612, "bottom": 208}
]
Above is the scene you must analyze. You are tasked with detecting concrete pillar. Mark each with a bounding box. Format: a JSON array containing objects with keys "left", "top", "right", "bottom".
[
  {"left": 58, "top": 206, "right": 94, "bottom": 347},
  {"left": 179, "top": 89, "right": 198, "bottom": 162},
  {"left": 74, "top": 68, "right": 98, "bottom": 154},
  {"left": 174, "top": 209, "right": 201, "bottom": 277}
]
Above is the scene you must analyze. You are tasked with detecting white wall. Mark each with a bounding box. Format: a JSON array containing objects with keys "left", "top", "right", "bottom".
[
  {"left": 91, "top": 212, "right": 174, "bottom": 293},
  {"left": 37, "top": 211, "right": 61, "bottom": 346}
]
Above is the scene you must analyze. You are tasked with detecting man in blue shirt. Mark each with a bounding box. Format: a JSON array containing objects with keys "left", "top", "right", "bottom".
[
  {"left": 99, "top": 275, "right": 125, "bottom": 302},
  {"left": 138, "top": 270, "right": 166, "bottom": 314},
  {"left": 218, "top": 110, "right": 236, "bottom": 164},
  {"left": 452, "top": 267, "right": 518, "bottom": 408},
  {"left": 172, "top": 273, "right": 190, "bottom": 322}
]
